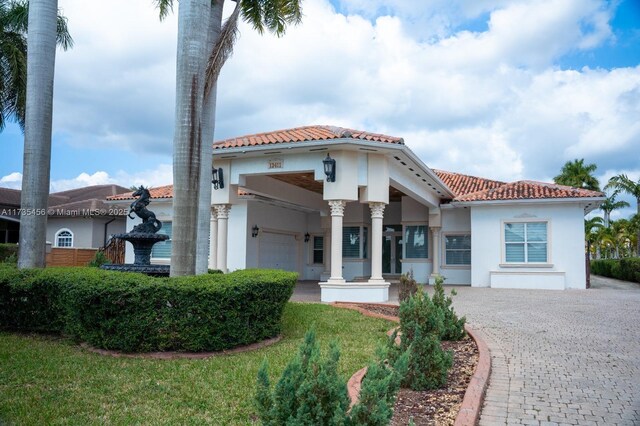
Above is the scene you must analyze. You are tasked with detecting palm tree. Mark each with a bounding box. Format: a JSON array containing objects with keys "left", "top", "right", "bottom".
[
  {"left": 600, "top": 190, "right": 630, "bottom": 228},
  {"left": 605, "top": 174, "right": 640, "bottom": 255},
  {"left": 585, "top": 216, "right": 604, "bottom": 259},
  {"left": 156, "top": 0, "right": 302, "bottom": 276},
  {"left": 17, "top": 0, "right": 61, "bottom": 268},
  {"left": 0, "top": 0, "right": 72, "bottom": 131},
  {"left": 553, "top": 159, "right": 600, "bottom": 191}
]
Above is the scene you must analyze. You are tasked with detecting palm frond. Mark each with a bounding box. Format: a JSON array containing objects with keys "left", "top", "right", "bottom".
[
  {"left": 56, "top": 12, "right": 73, "bottom": 50},
  {"left": 240, "top": 0, "right": 264, "bottom": 34},
  {"left": 203, "top": 0, "right": 241, "bottom": 99},
  {"left": 2, "top": 0, "right": 28, "bottom": 33},
  {"left": 153, "top": 0, "right": 174, "bottom": 21}
]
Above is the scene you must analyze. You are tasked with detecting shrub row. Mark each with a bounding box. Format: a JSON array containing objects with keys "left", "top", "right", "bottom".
[
  {"left": 0, "top": 243, "right": 18, "bottom": 263},
  {"left": 591, "top": 258, "right": 640, "bottom": 283},
  {"left": 0, "top": 266, "right": 296, "bottom": 352}
]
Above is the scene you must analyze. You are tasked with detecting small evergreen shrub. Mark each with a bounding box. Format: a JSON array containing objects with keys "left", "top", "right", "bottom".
[
  {"left": 0, "top": 243, "right": 18, "bottom": 263},
  {"left": 389, "top": 288, "right": 453, "bottom": 391},
  {"left": 255, "top": 328, "right": 350, "bottom": 425},
  {"left": 0, "top": 267, "right": 296, "bottom": 352},
  {"left": 207, "top": 269, "right": 223, "bottom": 274},
  {"left": 431, "top": 275, "right": 466, "bottom": 341},
  {"left": 256, "top": 328, "right": 409, "bottom": 426},
  {"left": 591, "top": 258, "right": 640, "bottom": 283},
  {"left": 349, "top": 349, "right": 409, "bottom": 426},
  {"left": 88, "top": 251, "right": 110, "bottom": 267},
  {"left": 398, "top": 270, "right": 418, "bottom": 302}
]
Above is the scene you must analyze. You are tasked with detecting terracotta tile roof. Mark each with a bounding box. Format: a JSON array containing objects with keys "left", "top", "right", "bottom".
[
  {"left": 108, "top": 185, "right": 174, "bottom": 201},
  {"left": 433, "top": 170, "right": 506, "bottom": 198},
  {"left": 107, "top": 185, "right": 251, "bottom": 201},
  {"left": 213, "top": 125, "right": 404, "bottom": 150},
  {"left": 434, "top": 170, "right": 602, "bottom": 202}
]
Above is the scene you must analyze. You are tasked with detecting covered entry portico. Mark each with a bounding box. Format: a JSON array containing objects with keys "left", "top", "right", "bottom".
[{"left": 208, "top": 126, "right": 454, "bottom": 303}]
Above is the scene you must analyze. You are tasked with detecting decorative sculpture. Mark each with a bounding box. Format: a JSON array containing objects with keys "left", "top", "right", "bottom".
[
  {"left": 101, "top": 185, "right": 170, "bottom": 276},
  {"left": 128, "top": 186, "right": 162, "bottom": 234}
]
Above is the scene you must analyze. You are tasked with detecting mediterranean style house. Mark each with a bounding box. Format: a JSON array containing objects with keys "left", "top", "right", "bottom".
[{"left": 109, "top": 126, "right": 604, "bottom": 302}]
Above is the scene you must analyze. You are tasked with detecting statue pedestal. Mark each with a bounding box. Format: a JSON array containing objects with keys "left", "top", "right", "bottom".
[{"left": 101, "top": 232, "right": 170, "bottom": 277}]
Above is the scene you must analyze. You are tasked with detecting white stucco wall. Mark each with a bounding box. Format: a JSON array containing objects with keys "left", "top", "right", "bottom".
[
  {"left": 440, "top": 208, "right": 472, "bottom": 285},
  {"left": 470, "top": 203, "right": 586, "bottom": 289}
]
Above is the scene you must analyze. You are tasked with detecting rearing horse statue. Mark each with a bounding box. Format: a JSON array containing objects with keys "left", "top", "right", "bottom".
[{"left": 129, "top": 186, "right": 162, "bottom": 233}]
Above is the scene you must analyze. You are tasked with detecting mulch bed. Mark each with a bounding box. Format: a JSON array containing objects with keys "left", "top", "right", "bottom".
[{"left": 356, "top": 304, "right": 480, "bottom": 426}]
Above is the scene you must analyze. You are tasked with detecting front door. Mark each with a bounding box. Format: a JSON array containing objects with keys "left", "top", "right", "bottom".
[{"left": 382, "top": 225, "right": 403, "bottom": 275}]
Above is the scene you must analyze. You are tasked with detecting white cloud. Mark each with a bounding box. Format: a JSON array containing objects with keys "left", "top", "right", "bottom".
[
  {"left": 1, "top": 165, "right": 173, "bottom": 193},
  {"left": 33, "top": 0, "right": 636, "bottom": 188},
  {"left": 0, "top": 172, "right": 23, "bottom": 190}
]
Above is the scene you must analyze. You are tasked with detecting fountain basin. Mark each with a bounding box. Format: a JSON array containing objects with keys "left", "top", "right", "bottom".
[{"left": 100, "top": 232, "right": 170, "bottom": 277}]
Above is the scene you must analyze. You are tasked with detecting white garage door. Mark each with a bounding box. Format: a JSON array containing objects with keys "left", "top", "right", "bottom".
[{"left": 259, "top": 232, "right": 298, "bottom": 272}]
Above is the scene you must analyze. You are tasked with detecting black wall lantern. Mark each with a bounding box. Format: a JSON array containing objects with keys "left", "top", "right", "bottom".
[
  {"left": 323, "top": 154, "right": 336, "bottom": 182},
  {"left": 304, "top": 232, "right": 310, "bottom": 243},
  {"left": 212, "top": 167, "right": 224, "bottom": 190},
  {"left": 252, "top": 225, "right": 259, "bottom": 238}
]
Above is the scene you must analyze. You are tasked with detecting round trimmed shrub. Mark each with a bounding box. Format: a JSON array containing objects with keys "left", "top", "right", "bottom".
[{"left": 0, "top": 267, "right": 296, "bottom": 352}]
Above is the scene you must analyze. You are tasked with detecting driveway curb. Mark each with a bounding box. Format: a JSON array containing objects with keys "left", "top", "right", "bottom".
[{"left": 332, "top": 302, "right": 490, "bottom": 425}]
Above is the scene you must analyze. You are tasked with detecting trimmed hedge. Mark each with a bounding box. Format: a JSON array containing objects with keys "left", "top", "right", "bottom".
[
  {"left": 591, "top": 258, "right": 640, "bottom": 283},
  {"left": 0, "top": 243, "right": 18, "bottom": 263},
  {"left": 0, "top": 266, "right": 296, "bottom": 352}
]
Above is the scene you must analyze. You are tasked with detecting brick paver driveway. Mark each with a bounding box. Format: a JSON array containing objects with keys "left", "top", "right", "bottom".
[
  {"left": 291, "top": 277, "right": 640, "bottom": 424},
  {"left": 451, "top": 277, "right": 640, "bottom": 425}
]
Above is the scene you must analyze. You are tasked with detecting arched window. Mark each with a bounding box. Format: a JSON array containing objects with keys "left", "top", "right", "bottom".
[{"left": 55, "top": 229, "right": 73, "bottom": 247}]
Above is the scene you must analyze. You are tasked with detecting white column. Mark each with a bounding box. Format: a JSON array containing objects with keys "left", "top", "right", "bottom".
[
  {"left": 328, "top": 200, "right": 347, "bottom": 283},
  {"left": 430, "top": 226, "right": 441, "bottom": 283},
  {"left": 208, "top": 208, "right": 217, "bottom": 270},
  {"left": 215, "top": 204, "right": 231, "bottom": 273},
  {"left": 369, "top": 202, "right": 386, "bottom": 283}
]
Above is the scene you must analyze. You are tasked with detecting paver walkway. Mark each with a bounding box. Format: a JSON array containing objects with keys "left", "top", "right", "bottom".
[
  {"left": 291, "top": 277, "right": 640, "bottom": 425},
  {"left": 451, "top": 278, "right": 640, "bottom": 426}
]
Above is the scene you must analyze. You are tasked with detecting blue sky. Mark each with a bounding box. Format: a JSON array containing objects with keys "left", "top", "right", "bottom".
[{"left": 1, "top": 0, "right": 639, "bottom": 218}]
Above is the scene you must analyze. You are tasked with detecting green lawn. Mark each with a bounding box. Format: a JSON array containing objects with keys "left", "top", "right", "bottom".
[{"left": 0, "top": 303, "right": 391, "bottom": 425}]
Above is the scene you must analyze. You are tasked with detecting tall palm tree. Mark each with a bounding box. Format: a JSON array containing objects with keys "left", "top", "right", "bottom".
[
  {"left": 553, "top": 159, "right": 600, "bottom": 191},
  {"left": 0, "top": 0, "right": 72, "bottom": 131},
  {"left": 600, "top": 190, "right": 630, "bottom": 228},
  {"left": 156, "top": 0, "right": 302, "bottom": 276},
  {"left": 17, "top": 0, "right": 60, "bottom": 268},
  {"left": 585, "top": 216, "right": 604, "bottom": 259},
  {"left": 605, "top": 174, "right": 640, "bottom": 255}
]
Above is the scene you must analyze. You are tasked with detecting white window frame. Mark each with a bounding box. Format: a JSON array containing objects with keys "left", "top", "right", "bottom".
[
  {"left": 402, "top": 222, "right": 429, "bottom": 261},
  {"left": 442, "top": 232, "right": 471, "bottom": 268},
  {"left": 501, "top": 219, "right": 552, "bottom": 267},
  {"left": 54, "top": 228, "right": 74, "bottom": 248},
  {"left": 342, "top": 225, "right": 368, "bottom": 260},
  {"left": 310, "top": 234, "right": 324, "bottom": 265},
  {"left": 151, "top": 220, "right": 172, "bottom": 262}
]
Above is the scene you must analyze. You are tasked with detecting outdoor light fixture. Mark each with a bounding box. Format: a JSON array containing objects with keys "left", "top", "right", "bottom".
[
  {"left": 323, "top": 154, "right": 336, "bottom": 182},
  {"left": 212, "top": 167, "right": 224, "bottom": 190},
  {"left": 304, "top": 233, "right": 310, "bottom": 243},
  {"left": 252, "top": 225, "right": 259, "bottom": 238}
]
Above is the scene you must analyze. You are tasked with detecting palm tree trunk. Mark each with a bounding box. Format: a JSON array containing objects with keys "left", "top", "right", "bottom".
[
  {"left": 604, "top": 211, "right": 610, "bottom": 228},
  {"left": 195, "top": 1, "right": 224, "bottom": 275},
  {"left": 637, "top": 198, "right": 640, "bottom": 256},
  {"left": 17, "top": 0, "right": 58, "bottom": 269},
  {"left": 170, "top": 0, "right": 211, "bottom": 276}
]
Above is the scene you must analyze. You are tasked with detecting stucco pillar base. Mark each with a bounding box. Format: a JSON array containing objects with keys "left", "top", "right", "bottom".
[
  {"left": 319, "top": 281, "right": 390, "bottom": 303},
  {"left": 428, "top": 274, "right": 442, "bottom": 285}
]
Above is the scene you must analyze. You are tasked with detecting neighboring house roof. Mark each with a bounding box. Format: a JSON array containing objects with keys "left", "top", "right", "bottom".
[
  {"left": 0, "top": 187, "right": 23, "bottom": 207},
  {"left": 213, "top": 125, "right": 404, "bottom": 150},
  {"left": 0, "top": 184, "right": 131, "bottom": 217},
  {"left": 433, "top": 170, "right": 603, "bottom": 203}
]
